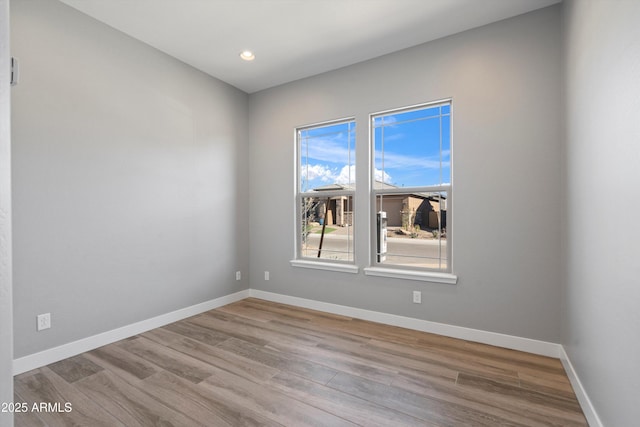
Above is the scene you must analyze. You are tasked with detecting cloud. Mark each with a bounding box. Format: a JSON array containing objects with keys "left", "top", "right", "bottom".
[
  {"left": 374, "top": 168, "right": 393, "bottom": 184},
  {"left": 302, "top": 164, "right": 335, "bottom": 183},
  {"left": 335, "top": 165, "right": 355, "bottom": 185},
  {"left": 375, "top": 150, "right": 449, "bottom": 170},
  {"left": 303, "top": 164, "right": 392, "bottom": 187},
  {"left": 374, "top": 116, "right": 398, "bottom": 127},
  {"left": 334, "top": 165, "right": 392, "bottom": 185},
  {"left": 302, "top": 134, "right": 353, "bottom": 164}
]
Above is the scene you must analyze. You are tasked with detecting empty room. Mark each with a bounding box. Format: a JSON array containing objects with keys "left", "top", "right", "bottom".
[{"left": 0, "top": 0, "right": 638, "bottom": 426}]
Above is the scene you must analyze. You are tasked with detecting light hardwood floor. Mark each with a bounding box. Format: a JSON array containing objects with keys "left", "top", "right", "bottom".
[{"left": 14, "top": 298, "right": 588, "bottom": 426}]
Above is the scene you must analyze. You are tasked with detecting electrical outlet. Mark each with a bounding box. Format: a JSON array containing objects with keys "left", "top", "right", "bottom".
[
  {"left": 412, "top": 291, "right": 422, "bottom": 304},
  {"left": 37, "top": 313, "right": 51, "bottom": 331},
  {"left": 236, "top": 271, "right": 241, "bottom": 281},
  {"left": 264, "top": 271, "right": 270, "bottom": 281}
]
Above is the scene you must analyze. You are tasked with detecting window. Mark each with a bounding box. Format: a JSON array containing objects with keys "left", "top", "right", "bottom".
[
  {"left": 371, "top": 100, "right": 451, "bottom": 272},
  {"left": 295, "top": 119, "right": 356, "bottom": 265}
]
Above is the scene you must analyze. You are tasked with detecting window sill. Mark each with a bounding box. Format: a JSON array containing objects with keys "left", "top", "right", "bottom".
[
  {"left": 363, "top": 267, "right": 458, "bottom": 284},
  {"left": 290, "top": 259, "right": 359, "bottom": 274}
]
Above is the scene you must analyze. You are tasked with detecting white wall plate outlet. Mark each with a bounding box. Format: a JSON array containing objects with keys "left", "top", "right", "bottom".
[
  {"left": 412, "top": 291, "right": 422, "bottom": 304},
  {"left": 37, "top": 313, "right": 51, "bottom": 331}
]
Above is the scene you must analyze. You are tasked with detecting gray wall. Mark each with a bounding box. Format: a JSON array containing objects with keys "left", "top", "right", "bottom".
[
  {"left": 11, "top": 0, "right": 249, "bottom": 358},
  {"left": 9, "top": 2, "right": 640, "bottom": 423},
  {"left": 249, "top": 6, "right": 563, "bottom": 342},
  {"left": 563, "top": 0, "right": 640, "bottom": 425},
  {"left": 1, "top": 0, "right": 14, "bottom": 425}
]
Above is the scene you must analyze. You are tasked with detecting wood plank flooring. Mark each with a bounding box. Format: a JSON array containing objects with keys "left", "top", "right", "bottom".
[{"left": 14, "top": 298, "right": 588, "bottom": 426}]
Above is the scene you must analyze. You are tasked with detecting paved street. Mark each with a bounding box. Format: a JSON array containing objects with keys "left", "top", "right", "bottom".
[{"left": 303, "top": 232, "right": 447, "bottom": 268}]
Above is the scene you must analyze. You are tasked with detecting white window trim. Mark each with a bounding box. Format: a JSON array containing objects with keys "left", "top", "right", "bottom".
[
  {"left": 294, "top": 118, "right": 356, "bottom": 265},
  {"left": 369, "top": 99, "right": 453, "bottom": 275},
  {"left": 290, "top": 259, "right": 359, "bottom": 274},
  {"left": 363, "top": 266, "right": 457, "bottom": 284}
]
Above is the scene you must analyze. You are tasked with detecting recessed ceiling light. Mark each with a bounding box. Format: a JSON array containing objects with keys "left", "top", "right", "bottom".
[{"left": 240, "top": 50, "right": 255, "bottom": 61}]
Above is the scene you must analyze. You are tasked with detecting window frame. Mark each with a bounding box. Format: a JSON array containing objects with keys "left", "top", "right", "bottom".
[
  {"left": 292, "top": 117, "right": 358, "bottom": 271},
  {"left": 368, "top": 99, "right": 454, "bottom": 275}
]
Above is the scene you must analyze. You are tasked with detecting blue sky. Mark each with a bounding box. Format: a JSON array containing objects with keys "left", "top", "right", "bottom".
[
  {"left": 374, "top": 104, "right": 450, "bottom": 188},
  {"left": 299, "top": 121, "right": 356, "bottom": 192},
  {"left": 300, "top": 104, "right": 450, "bottom": 192}
]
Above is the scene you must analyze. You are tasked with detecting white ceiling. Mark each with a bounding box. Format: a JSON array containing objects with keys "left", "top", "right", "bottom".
[{"left": 58, "top": 0, "right": 560, "bottom": 94}]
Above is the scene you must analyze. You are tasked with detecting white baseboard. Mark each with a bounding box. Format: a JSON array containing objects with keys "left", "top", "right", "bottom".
[
  {"left": 249, "top": 289, "right": 562, "bottom": 358},
  {"left": 560, "top": 347, "right": 603, "bottom": 427},
  {"left": 14, "top": 287, "right": 598, "bottom": 427},
  {"left": 250, "top": 290, "right": 601, "bottom": 422},
  {"left": 13, "top": 289, "right": 250, "bottom": 375}
]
